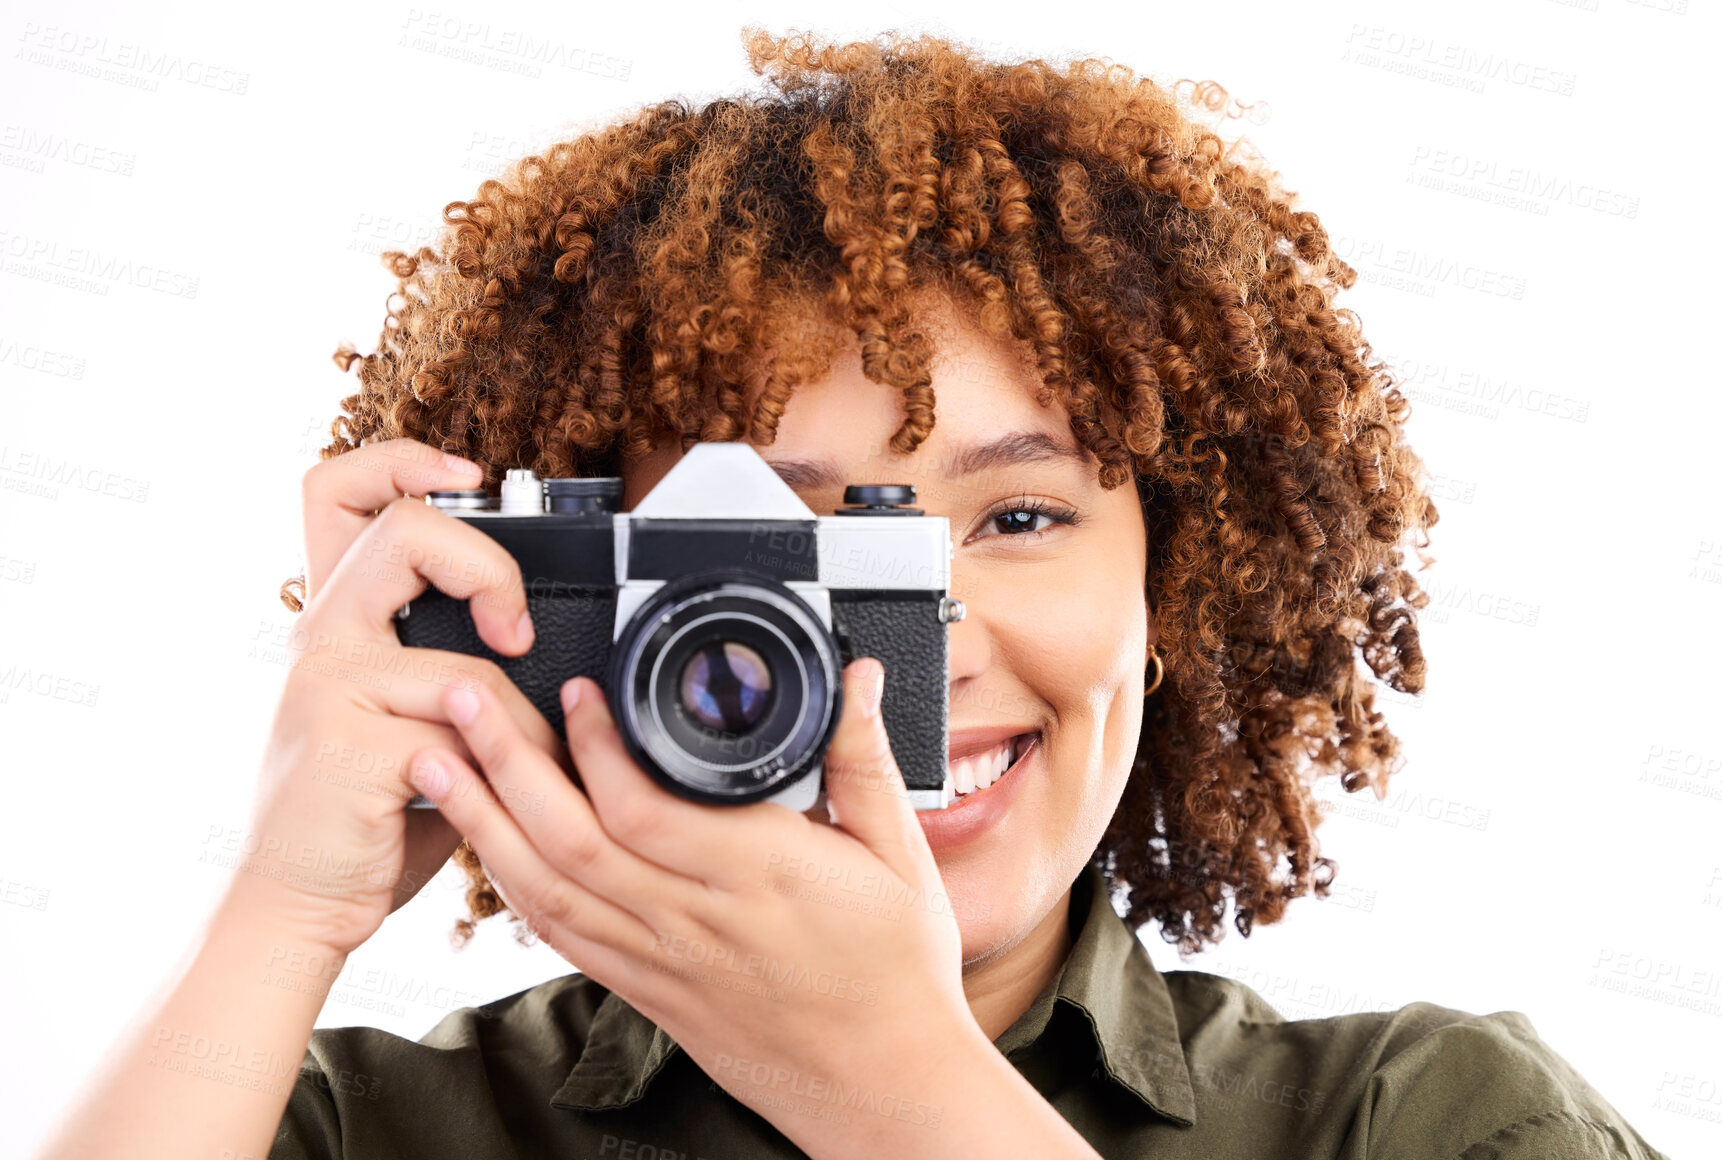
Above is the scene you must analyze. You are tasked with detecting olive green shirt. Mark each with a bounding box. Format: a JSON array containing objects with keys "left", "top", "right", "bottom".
[{"left": 270, "top": 864, "right": 1670, "bottom": 1159}]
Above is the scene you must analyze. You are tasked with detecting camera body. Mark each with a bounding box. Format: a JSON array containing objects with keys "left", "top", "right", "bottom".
[{"left": 393, "top": 442, "right": 963, "bottom": 812}]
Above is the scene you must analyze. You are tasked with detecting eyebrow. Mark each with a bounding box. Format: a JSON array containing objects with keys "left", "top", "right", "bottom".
[{"left": 764, "top": 430, "right": 1093, "bottom": 492}]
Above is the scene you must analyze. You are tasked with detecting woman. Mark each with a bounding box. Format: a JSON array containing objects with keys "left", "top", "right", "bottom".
[{"left": 37, "top": 28, "right": 1668, "bottom": 1160}]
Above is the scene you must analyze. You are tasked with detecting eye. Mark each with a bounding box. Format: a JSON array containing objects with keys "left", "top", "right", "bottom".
[{"left": 970, "top": 496, "right": 1083, "bottom": 542}]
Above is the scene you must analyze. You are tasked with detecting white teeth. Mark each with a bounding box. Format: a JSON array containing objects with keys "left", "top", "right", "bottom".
[
  {"left": 953, "top": 757, "right": 976, "bottom": 795},
  {"left": 947, "top": 735, "right": 1026, "bottom": 797}
]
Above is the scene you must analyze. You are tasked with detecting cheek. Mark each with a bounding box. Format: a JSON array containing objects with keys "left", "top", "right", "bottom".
[
  {"left": 984, "top": 550, "right": 1147, "bottom": 859},
  {"left": 996, "top": 553, "right": 1146, "bottom": 727}
]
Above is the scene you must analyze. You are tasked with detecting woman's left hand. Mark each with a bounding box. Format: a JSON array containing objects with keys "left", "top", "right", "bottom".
[{"left": 405, "top": 657, "right": 998, "bottom": 1159}]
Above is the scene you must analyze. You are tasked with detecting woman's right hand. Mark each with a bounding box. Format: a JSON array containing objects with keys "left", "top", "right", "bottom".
[{"left": 221, "top": 437, "right": 565, "bottom": 959}]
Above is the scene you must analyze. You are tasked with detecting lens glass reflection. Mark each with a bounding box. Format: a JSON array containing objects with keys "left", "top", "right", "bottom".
[{"left": 678, "top": 640, "right": 773, "bottom": 733}]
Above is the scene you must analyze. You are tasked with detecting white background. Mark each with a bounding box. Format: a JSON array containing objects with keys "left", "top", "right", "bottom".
[{"left": 2, "top": 0, "right": 1717, "bottom": 1156}]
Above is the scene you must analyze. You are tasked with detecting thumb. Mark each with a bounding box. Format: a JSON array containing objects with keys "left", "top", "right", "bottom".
[{"left": 821, "top": 657, "right": 936, "bottom": 885}]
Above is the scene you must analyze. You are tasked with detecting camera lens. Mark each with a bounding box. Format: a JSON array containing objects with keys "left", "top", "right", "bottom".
[
  {"left": 608, "top": 571, "right": 842, "bottom": 804},
  {"left": 678, "top": 641, "right": 774, "bottom": 733}
]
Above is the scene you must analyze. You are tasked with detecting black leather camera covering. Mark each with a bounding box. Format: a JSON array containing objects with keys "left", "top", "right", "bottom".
[
  {"left": 393, "top": 587, "right": 620, "bottom": 739},
  {"left": 829, "top": 592, "right": 948, "bottom": 794}
]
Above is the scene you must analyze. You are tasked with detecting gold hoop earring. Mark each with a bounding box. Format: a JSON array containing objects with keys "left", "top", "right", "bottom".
[{"left": 1144, "top": 647, "right": 1164, "bottom": 697}]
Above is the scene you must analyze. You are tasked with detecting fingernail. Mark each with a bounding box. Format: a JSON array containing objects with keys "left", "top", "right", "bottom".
[
  {"left": 561, "top": 678, "right": 583, "bottom": 714},
  {"left": 443, "top": 452, "right": 482, "bottom": 477},
  {"left": 516, "top": 611, "right": 535, "bottom": 649},
  {"left": 447, "top": 685, "right": 479, "bottom": 725},
  {"left": 861, "top": 662, "right": 884, "bottom": 720},
  {"left": 411, "top": 755, "right": 451, "bottom": 799}
]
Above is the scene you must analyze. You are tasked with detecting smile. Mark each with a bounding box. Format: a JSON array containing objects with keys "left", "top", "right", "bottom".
[
  {"left": 917, "top": 731, "right": 1043, "bottom": 852},
  {"left": 946, "top": 732, "right": 1037, "bottom": 800}
]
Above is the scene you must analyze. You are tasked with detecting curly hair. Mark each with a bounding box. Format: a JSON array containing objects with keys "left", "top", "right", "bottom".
[{"left": 283, "top": 28, "right": 1438, "bottom": 955}]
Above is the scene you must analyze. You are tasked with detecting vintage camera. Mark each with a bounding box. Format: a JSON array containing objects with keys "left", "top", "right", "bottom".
[{"left": 393, "top": 442, "right": 963, "bottom": 812}]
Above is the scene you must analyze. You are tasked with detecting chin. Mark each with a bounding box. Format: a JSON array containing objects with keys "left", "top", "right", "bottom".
[{"left": 936, "top": 844, "right": 1056, "bottom": 968}]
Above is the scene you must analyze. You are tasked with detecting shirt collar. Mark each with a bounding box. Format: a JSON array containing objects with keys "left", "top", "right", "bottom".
[
  {"left": 551, "top": 861, "right": 1196, "bottom": 1127},
  {"left": 991, "top": 861, "right": 1197, "bottom": 1125}
]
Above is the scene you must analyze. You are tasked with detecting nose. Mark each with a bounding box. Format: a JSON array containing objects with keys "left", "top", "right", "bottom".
[{"left": 944, "top": 566, "right": 997, "bottom": 718}]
